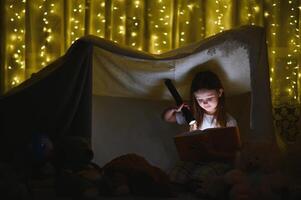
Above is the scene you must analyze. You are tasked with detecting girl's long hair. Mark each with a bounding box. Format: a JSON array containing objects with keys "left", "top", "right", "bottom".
[{"left": 190, "top": 71, "right": 227, "bottom": 128}]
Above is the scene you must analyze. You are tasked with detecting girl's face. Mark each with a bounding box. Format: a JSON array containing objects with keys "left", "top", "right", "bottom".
[{"left": 194, "top": 89, "right": 223, "bottom": 114}]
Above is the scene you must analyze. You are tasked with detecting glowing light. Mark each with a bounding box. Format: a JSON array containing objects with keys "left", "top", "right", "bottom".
[
  {"left": 253, "top": 6, "right": 259, "bottom": 13},
  {"left": 2, "top": 0, "right": 301, "bottom": 107}
]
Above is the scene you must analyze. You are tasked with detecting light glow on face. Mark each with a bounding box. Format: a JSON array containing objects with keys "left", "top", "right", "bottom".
[{"left": 194, "top": 89, "right": 222, "bottom": 114}]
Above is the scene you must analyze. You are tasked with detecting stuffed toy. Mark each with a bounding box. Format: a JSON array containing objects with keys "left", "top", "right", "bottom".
[
  {"left": 54, "top": 136, "right": 102, "bottom": 199},
  {"left": 54, "top": 137, "right": 174, "bottom": 198},
  {"left": 98, "top": 153, "right": 174, "bottom": 197},
  {"left": 224, "top": 141, "right": 289, "bottom": 200}
]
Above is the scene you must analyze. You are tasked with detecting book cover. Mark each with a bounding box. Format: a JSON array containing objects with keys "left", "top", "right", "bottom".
[{"left": 174, "top": 127, "right": 241, "bottom": 162}]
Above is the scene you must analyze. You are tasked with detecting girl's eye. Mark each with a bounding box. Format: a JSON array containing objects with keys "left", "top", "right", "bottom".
[{"left": 197, "top": 97, "right": 215, "bottom": 103}]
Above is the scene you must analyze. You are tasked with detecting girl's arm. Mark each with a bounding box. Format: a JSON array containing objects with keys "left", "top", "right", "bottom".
[
  {"left": 162, "top": 104, "right": 185, "bottom": 123},
  {"left": 162, "top": 107, "right": 178, "bottom": 123}
]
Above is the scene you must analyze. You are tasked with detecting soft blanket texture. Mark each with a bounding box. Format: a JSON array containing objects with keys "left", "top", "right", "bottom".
[{"left": 0, "top": 25, "right": 273, "bottom": 172}]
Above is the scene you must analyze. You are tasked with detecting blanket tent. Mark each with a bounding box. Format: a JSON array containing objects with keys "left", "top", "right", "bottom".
[{"left": 0, "top": 25, "right": 274, "bottom": 172}]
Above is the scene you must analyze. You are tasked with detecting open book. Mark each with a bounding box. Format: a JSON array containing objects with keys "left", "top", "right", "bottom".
[{"left": 174, "top": 127, "right": 241, "bottom": 162}]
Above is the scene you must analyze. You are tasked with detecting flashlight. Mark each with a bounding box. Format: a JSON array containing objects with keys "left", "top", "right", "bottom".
[{"left": 164, "top": 79, "right": 196, "bottom": 125}]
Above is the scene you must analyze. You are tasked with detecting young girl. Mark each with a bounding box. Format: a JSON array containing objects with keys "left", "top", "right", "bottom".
[
  {"left": 163, "top": 70, "right": 238, "bottom": 197},
  {"left": 163, "top": 70, "right": 237, "bottom": 131}
]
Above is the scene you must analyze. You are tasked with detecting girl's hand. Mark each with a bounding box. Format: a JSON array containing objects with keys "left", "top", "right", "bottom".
[
  {"left": 162, "top": 103, "right": 191, "bottom": 123},
  {"left": 189, "top": 123, "right": 197, "bottom": 131},
  {"left": 176, "top": 102, "right": 190, "bottom": 112},
  {"left": 170, "top": 103, "right": 189, "bottom": 113}
]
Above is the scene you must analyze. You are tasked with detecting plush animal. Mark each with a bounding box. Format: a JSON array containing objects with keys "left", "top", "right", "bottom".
[
  {"left": 98, "top": 153, "right": 174, "bottom": 197},
  {"left": 224, "top": 141, "right": 289, "bottom": 200},
  {"left": 54, "top": 136, "right": 102, "bottom": 199}
]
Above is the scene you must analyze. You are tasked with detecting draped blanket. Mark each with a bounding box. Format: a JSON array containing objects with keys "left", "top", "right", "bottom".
[{"left": 0, "top": 26, "right": 274, "bottom": 172}]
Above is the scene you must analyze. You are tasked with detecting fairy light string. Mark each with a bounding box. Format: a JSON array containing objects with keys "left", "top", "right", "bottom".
[{"left": 2, "top": 0, "right": 300, "bottom": 109}]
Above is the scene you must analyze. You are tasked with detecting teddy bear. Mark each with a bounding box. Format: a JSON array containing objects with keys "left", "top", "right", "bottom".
[
  {"left": 223, "top": 140, "right": 290, "bottom": 200},
  {"left": 98, "top": 153, "right": 175, "bottom": 197}
]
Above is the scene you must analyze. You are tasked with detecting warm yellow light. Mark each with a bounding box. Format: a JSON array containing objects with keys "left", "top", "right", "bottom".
[
  {"left": 187, "top": 4, "right": 194, "bottom": 10},
  {"left": 46, "top": 36, "right": 52, "bottom": 42},
  {"left": 253, "top": 6, "right": 259, "bottom": 13},
  {"left": 13, "top": 76, "right": 20, "bottom": 83}
]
